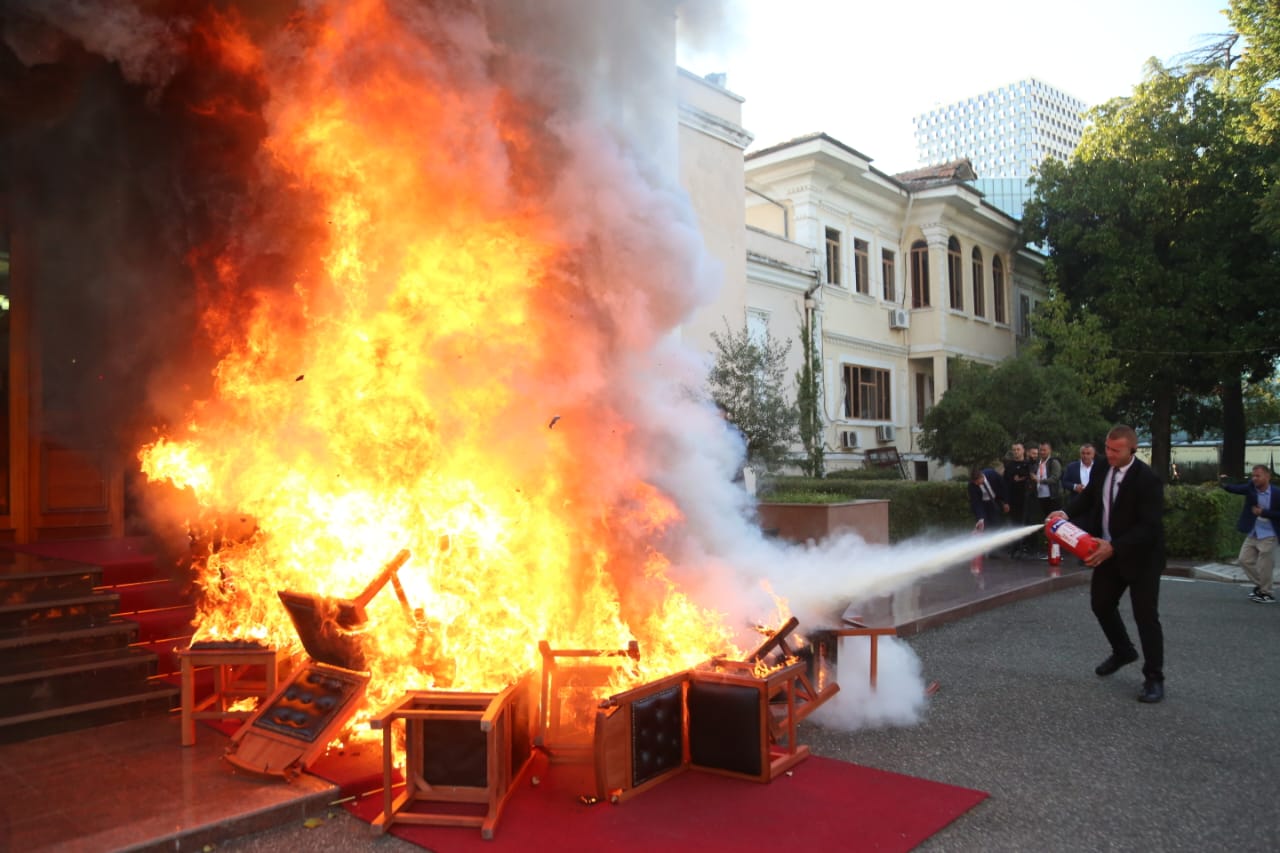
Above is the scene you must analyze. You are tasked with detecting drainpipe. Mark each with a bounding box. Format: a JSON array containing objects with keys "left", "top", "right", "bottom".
[{"left": 803, "top": 276, "right": 825, "bottom": 459}]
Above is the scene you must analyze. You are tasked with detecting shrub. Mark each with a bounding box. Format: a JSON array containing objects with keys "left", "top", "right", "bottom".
[
  {"left": 758, "top": 477, "right": 1241, "bottom": 558},
  {"left": 823, "top": 467, "right": 905, "bottom": 481},
  {"left": 1165, "top": 484, "right": 1239, "bottom": 560}
]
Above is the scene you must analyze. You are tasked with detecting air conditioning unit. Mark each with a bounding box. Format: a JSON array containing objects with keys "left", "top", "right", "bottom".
[
  {"left": 888, "top": 308, "right": 910, "bottom": 330},
  {"left": 876, "top": 424, "right": 896, "bottom": 442},
  {"left": 840, "top": 430, "right": 860, "bottom": 449}
]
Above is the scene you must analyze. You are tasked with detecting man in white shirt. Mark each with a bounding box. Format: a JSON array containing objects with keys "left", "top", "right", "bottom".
[{"left": 1061, "top": 443, "right": 1096, "bottom": 513}]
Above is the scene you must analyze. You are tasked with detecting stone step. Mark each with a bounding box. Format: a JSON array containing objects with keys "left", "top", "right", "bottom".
[
  {"left": 0, "top": 618, "right": 139, "bottom": 664},
  {"left": 0, "top": 591, "right": 121, "bottom": 634},
  {"left": 109, "top": 578, "right": 189, "bottom": 614},
  {"left": 0, "top": 646, "right": 160, "bottom": 710},
  {"left": 0, "top": 682, "right": 179, "bottom": 744}
]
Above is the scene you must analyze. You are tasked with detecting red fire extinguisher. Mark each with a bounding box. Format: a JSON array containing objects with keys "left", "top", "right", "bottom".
[{"left": 1044, "top": 517, "right": 1101, "bottom": 562}]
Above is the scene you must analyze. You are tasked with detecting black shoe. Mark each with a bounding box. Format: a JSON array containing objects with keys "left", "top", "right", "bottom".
[
  {"left": 1094, "top": 650, "right": 1139, "bottom": 676},
  {"left": 1138, "top": 680, "right": 1164, "bottom": 703}
]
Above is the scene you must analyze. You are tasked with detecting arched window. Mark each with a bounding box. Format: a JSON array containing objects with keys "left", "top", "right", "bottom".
[
  {"left": 971, "top": 247, "right": 985, "bottom": 318},
  {"left": 947, "top": 237, "right": 963, "bottom": 310},
  {"left": 910, "top": 240, "right": 930, "bottom": 308},
  {"left": 992, "top": 256, "right": 1007, "bottom": 324}
]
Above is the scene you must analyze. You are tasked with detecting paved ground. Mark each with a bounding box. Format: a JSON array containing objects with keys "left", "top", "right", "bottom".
[{"left": 216, "top": 573, "right": 1279, "bottom": 852}]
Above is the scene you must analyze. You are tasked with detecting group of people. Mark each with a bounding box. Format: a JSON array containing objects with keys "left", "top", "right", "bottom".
[
  {"left": 965, "top": 423, "right": 1279, "bottom": 707},
  {"left": 967, "top": 439, "right": 1076, "bottom": 557}
]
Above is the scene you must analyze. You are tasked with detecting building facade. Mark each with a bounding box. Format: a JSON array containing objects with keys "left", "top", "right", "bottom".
[
  {"left": 741, "top": 135, "right": 1047, "bottom": 479},
  {"left": 676, "top": 71, "right": 1049, "bottom": 481}
]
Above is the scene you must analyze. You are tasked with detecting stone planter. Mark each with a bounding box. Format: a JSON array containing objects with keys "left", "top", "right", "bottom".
[{"left": 756, "top": 500, "right": 890, "bottom": 545}]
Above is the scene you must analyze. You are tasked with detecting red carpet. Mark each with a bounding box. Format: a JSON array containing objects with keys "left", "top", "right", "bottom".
[{"left": 327, "top": 750, "right": 987, "bottom": 852}]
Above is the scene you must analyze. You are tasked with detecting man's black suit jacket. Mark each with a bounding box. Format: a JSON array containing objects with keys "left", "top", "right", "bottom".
[{"left": 1066, "top": 457, "right": 1164, "bottom": 577}]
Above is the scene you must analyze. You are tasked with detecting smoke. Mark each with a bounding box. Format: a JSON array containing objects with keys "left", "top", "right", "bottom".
[{"left": 0, "top": 0, "right": 1014, "bottom": 731}]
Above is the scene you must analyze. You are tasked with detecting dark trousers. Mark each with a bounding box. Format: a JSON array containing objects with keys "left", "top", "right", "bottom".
[{"left": 1090, "top": 560, "right": 1164, "bottom": 681}]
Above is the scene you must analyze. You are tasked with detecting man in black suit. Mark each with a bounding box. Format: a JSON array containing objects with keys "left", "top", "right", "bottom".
[
  {"left": 968, "top": 466, "right": 1009, "bottom": 532},
  {"left": 1050, "top": 424, "right": 1166, "bottom": 703}
]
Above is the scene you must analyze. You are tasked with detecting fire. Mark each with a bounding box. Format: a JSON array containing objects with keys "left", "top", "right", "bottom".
[{"left": 138, "top": 0, "right": 756, "bottom": 719}]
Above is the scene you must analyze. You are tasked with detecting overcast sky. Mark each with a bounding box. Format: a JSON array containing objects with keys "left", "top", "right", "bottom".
[{"left": 677, "top": 0, "right": 1234, "bottom": 174}]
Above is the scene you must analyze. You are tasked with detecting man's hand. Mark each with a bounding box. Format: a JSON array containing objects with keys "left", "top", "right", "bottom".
[
  {"left": 1253, "top": 505, "right": 1263, "bottom": 516},
  {"left": 974, "top": 519, "right": 986, "bottom": 531},
  {"left": 1001, "top": 503, "right": 1010, "bottom": 514},
  {"left": 1085, "top": 540, "right": 1114, "bottom": 568},
  {"left": 1047, "top": 510, "right": 1067, "bottom": 522}
]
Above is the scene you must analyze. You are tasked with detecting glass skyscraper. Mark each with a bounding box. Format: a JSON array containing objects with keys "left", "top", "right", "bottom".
[{"left": 912, "top": 78, "right": 1088, "bottom": 221}]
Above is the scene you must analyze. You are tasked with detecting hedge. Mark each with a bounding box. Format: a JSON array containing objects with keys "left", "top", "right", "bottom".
[{"left": 760, "top": 477, "right": 1244, "bottom": 560}]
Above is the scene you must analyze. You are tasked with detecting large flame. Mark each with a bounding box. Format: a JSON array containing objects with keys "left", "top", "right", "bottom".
[{"left": 138, "top": 0, "right": 751, "bottom": 717}]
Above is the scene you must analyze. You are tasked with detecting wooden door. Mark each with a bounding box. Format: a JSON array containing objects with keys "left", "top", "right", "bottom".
[{"left": 1, "top": 212, "right": 122, "bottom": 543}]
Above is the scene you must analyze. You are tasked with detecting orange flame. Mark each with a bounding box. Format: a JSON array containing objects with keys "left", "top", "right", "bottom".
[{"left": 139, "top": 0, "right": 757, "bottom": 722}]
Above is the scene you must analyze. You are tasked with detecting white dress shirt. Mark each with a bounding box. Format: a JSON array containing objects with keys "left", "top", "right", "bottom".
[{"left": 1101, "top": 459, "right": 1136, "bottom": 541}]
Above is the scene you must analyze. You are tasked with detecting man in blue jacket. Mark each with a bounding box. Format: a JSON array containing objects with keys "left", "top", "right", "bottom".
[{"left": 1220, "top": 465, "right": 1280, "bottom": 604}]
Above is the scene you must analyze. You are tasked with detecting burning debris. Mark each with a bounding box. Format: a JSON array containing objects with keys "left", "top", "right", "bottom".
[{"left": 2, "top": 1, "right": 960, "bottom": 780}]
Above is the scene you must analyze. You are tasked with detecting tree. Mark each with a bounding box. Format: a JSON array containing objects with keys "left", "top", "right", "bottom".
[
  {"left": 918, "top": 355, "right": 1109, "bottom": 470},
  {"left": 1023, "top": 54, "right": 1280, "bottom": 479},
  {"left": 706, "top": 321, "right": 798, "bottom": 473},
  {"left": 794, "top": 306, "right": 824, "bottom": 478},
  {"left": 1026, "top": 283, "right": 1124, "bottom": 416},
  {"left": 1227, "top": 0, "right": 1280, "bottom": 236}
]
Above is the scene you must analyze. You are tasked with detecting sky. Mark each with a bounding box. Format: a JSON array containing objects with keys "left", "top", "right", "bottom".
[{"left": 677, "top": 0, "right": 1236, "bottom": 175}]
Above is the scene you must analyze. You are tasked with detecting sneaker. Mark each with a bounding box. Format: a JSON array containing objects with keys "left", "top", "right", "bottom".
[
  {"left": 1249, "top": 585, "right": 1260, "bottom": 597},
  {"left": 1249, "top": 591, "right": 1276, "bottom": 603}
]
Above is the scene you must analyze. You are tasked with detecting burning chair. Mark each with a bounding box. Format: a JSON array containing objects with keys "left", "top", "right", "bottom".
[
  {"left": 536, "top": 640, "right": 640, "bottom": 764},
  {"left": 591, "top": 617, "right": 839, "bottom": 803},
  {"left": 368, "top": 676, "right": 535, "bottom": 840},
  {"left": 224, "top": 550, "right": 411, "bottom": 780}
]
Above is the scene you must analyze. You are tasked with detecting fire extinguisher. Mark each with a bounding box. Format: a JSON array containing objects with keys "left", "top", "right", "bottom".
[{"left": 1044, "top": 517, "right": 1101, "bottom": 562}]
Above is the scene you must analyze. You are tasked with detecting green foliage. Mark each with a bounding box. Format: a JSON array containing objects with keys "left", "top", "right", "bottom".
[
  {"left": 1227, "top": 0, "right": 1280, "bottom": 236},
  {"left": 1023, "top": 51, "right": 1280, "bottom": 476},
  {"left": 794, "top": 307, "right": 825, "bottom": 478},
  {"left": 824, "top": 467, "right": 905, "bottom": 481},
  {"left": 1164, "top": 485, "right": 1239, "bottom": 560},
  {"left": 1026, "top": 286, "right": 1124, "bottom": 415},
  {"left": 917, "top": 354, "right": 1109, "bottom": 468},
  {"left": 762, "top": 477, "right": 1236, "bottom": 558},
  {"left": 707, "top": 320, "right": 799, "bottom": 473}
]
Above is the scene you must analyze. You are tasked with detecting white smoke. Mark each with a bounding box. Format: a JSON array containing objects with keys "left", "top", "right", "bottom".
[{"left": 1, "top": 0, "right": 1027, "bottom": 732}]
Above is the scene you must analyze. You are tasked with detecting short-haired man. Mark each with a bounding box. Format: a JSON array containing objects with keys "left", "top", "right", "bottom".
[
  {"left": 1004, "top": 443, "right": 1032, "bottom": 557},
  {"left": 1061, "top": 443, "right": 1097, "bottom": 514},
  {"left": 968, "top": 466, "right": 1009, "bottom": 532},
  {"left": 1220, "top": 465, "right": 1280, "bottom": 603},
  {"left": 1050, "top": 425, "right": 1166, "bottom": 703},
  {"left": 1031, "top": 441, "right": 1062, "bottom": 518}
]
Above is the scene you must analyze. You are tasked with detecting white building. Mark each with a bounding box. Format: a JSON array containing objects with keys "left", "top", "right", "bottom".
[{"left": 677, "top": 75, "right": 1048, "bottom": 481}]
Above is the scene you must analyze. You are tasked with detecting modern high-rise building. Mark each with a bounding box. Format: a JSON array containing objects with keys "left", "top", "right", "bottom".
[{"left": 912, "top": 77, "right": 1088, "bottom": 220}]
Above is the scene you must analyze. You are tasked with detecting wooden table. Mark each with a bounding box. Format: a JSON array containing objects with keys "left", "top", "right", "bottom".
[{"left": 177, "top": 646, "right": 284, "bottom": 746}]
